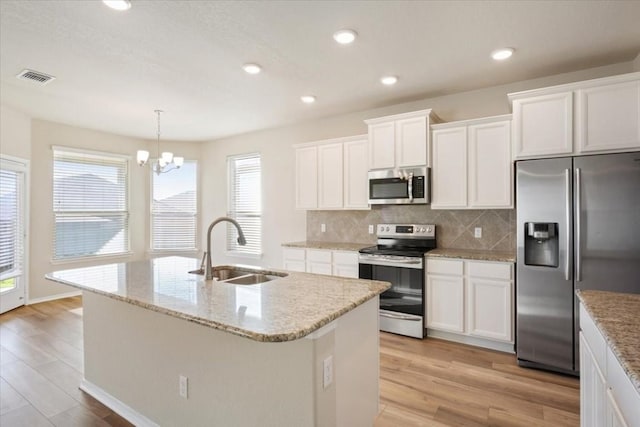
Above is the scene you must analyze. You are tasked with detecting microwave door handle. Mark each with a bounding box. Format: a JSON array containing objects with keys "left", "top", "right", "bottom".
[{"left": 407, "top": 173, "right": 413, "bottom": 202}]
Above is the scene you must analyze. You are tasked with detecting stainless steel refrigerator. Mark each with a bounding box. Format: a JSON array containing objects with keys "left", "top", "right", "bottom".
[{"left": 516, "top": 151, "right": 640, "bottom": 375}]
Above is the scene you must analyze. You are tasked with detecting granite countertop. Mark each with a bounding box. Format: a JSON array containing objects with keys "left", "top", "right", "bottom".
[
  {"left": 577, "top": 290, "right": 640, "bottom": 393},
  {"left": 46, "top": 256, "right": 389, "bottom": 343},
  {"left": 426, "top": 248, "right": 516, "bottom": 263},
  {"left": 282, "top": 241, "right": 371, "bottom": 252}
]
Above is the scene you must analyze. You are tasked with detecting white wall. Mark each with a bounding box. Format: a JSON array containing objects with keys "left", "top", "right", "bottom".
[
  {"left": 202, "top": 61, "right": 635, "bottom": 270},
  {"left": 0, "top": 104, "right": 31, "bottom": 159},
  {"left": 634, "top": 52, "right": 640, "bottom": 71},
  {"left": 28, "top": 119, "right": 201, "bottom": 301}
]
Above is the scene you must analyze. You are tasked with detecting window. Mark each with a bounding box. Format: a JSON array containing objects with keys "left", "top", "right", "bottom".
[
  {"left": 0, "top": 158, "right": 26, "bottom": 300},
  {"left": 53, "top": 148, "right": 129, "bottom": 260},
  {"left": 151, "top": 161, "right": 197, "bottom": 250},
  {"left": 227, "top": 153, "right": 261, "bottom": 256}
]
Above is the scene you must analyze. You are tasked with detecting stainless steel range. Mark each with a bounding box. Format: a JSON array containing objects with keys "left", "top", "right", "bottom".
[{"left": 358, "top": 224, "right": 436, "bottom": 339}]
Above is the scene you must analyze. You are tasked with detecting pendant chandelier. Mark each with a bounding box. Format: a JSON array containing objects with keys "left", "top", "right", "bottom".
[{"left": 136, "top": 110, "right": 184, "bottom": 175}]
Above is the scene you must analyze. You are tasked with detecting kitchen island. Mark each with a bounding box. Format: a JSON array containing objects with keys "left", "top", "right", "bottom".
[{"left": 46, "top": 256, "right": 390, "bottom": 427}]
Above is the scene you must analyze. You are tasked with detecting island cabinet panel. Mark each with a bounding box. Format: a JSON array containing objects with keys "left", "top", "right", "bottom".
[
  {"left": 579, "top": 303, "right": 640, "bottom": 427},
  {"left": 81, "top": 291, "right": 381, "bottom": 427}
]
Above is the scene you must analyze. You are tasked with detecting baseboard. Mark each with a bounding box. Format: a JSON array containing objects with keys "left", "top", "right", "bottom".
[
  {"left": 28, "top": 290, "right": 82, "bottom": 305},
  {"left": 80, "top": 379, "right": 159, "bottom": 427},
  {"left": 427, "top": 329, "right": 515, "bottom": 354}
]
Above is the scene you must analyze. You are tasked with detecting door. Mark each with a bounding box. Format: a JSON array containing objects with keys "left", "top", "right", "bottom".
[
  {"left": 368, "top": 121, "right": 395, "bottom": 169},
  {"left": 431, "top": 126, "right": 467, "bottom": 209},
  {"left": 0, "top": 156, "right": 28, "bottom": 314},
  {"left": 343, "top": 138, "right": 369, "bottom": 209},
  {"left": 426, "top": 274, "right": 464, "bottom": 333},
  {"left": 317, "top": 143, "right": 343, "bottom": 209},
  {"left": 516, "top": 157, "right": 574, "bottom": 371},
  {"left": 395, "top": 116, "right": 427, "bottom": 167}
]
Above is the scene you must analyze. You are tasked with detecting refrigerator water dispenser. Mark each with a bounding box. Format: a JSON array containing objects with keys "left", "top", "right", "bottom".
[{"left": 524, "top": 222, "right": 558, "bottom": 267}]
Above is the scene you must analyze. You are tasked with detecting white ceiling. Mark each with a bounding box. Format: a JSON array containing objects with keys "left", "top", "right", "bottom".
[{"left": 1, "top": 1, "right": 639, "bottom": 141}]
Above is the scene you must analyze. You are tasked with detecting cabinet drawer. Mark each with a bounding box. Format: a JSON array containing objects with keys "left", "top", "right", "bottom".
[
  {"left": 333, "top": 250, "right": 358, "bottom": 265},
  {"left": 306, "top": 249, "right": 332, "bottom": 263},
  {"left": 580, "top": 304, "right": 607, "bottom": 373},
  {"left": 283, "top": 247, "right": 306, "bottom": 261},
  {"left": 467, "top": 261, "right": 512, "bottom": 280},
  {"left": 427, "top": 259, "right": 463, "bottom": 276}
]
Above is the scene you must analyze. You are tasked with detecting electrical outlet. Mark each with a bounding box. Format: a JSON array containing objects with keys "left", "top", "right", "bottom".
[
  {"left": 179, "top": 375, "right": 188, "bottom": 399},
  {"left": 323, "top": 355, "right": 333, "bottom": 389},
  {"left": 321, "top": 223, "right": 326, "bottom": 233},
  {"left": 474, "top": 227, "right": 482, "bottom": 238},
  {"left": 368, "top": 224, "right": 374, "bottom": 234}
]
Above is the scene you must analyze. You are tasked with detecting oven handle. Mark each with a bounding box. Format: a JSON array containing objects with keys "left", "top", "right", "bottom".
[
  {"left": 359, "top": 258, "right": 423, "bottom": 269},
  {"left": 379, "top": 310, "right": 422, "bottom": 321}
]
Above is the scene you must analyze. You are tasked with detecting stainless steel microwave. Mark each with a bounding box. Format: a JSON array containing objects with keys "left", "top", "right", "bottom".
[{"left": 368, "top": 167, "right": 430, "bottom": 205}]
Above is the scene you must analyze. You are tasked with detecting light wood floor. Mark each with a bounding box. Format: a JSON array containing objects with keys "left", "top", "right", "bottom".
[{"left": 1, "top": 297, "right": 580, "bottom": 426}]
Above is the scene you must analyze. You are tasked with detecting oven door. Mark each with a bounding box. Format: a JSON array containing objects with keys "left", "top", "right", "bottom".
[{"left": 359, "top": 257, "right": 425, "bottom": 338}]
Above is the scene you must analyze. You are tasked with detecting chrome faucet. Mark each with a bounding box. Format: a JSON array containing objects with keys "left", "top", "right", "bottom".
[{"left": 204, "top": 217, "right": 247, "bottom": 280}]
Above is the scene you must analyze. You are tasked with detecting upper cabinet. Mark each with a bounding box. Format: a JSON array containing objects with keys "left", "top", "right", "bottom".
[
  {"left": 294, "top": 134, "right": 369, "bottom": 210},
  {"left": 431, "top": 115, "right": 512, "bottom": 209},
  {"left": 365, "top": 109, "right": 441, "bottom": 170},
  {"left": 509, "top": 72, "right": 640, "bottom": 160}
]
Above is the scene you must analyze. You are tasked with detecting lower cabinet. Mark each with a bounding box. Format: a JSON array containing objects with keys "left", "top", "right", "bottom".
[
  {"left": 426, "top": 258, "right": 514, "bottom": 347},
  {"left": 580, "top": 304, "right": 639, "bottom": 427},
  {"left": 282, "top": 247, "right": 359, "bottom": 278}
]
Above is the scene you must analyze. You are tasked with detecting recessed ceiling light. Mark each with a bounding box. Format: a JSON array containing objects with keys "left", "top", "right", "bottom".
[
  {"left": 103, "top": 0, "right": 132, "bottom": 11},
  {"left": 333, "top": 29, "right": 357, "bottom": 45},
  {"left": 381, "top": 76, "right": 398, "bottom": 86},
  {"left": 301, "top": 95, "right": 316, "bottom": 104},
  {"left": 491, "top": 48, "right": 514, "bottom": 61},
  {"left": 243, "top": 63, "right": 262, "bottom": 74}
]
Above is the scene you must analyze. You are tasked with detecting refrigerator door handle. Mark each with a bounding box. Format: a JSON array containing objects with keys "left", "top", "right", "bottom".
[
  {"left": 565, "top": 169, "right": 572, "bottom": 281},
  {"left": 575, "top": 167, "right": 582, "bottom": 282}
]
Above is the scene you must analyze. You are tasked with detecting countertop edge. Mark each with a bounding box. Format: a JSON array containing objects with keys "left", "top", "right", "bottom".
[
  {"left": 45, "top": 273, "right": 387, "bottom": 343},
  {"left": 282, "top": 241, "right": 371, "bottom": 251},
  {"left": 426, "top": 249, "right": 516, "bottom": 263},
  {"left": 576, "top": 290, "right": 640, "bottom": 394}
]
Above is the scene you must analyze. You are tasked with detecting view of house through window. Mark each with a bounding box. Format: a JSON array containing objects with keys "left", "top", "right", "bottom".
[
  {"left": 52, "top": 148, "right": 129, "bottom": 260},
  {"left": 227, "top": 153, "right": 261, "bottom": 256},
  {"left": 151, "top": 161, "right": 197, "bottom": 250}
]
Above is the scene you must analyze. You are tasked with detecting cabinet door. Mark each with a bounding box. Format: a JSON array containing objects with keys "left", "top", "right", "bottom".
[
  {"left": 512, "top": 92, "right": 573, "bottom": 158},
  {"left": 343, "top": 138, "right": 369, "bottom": 209},
  {"left": 282, "top": 248, "right": 306, "bottom": 272},
  {"left": 396, "top": 116, "right": 428, "bottom": 167},
  {"left": 468, "top": 120, "right": 512, "bottom": 208},
  {"left": 431, "top": 127, "right": 467, "bottom": 209},
  {"left": 318, "top": 143, "right": 344, "bottom": 209},
  {"left": 576, "top": 79, "right": 640, "bottom": 153},
  {"left": 467, "top": 278, "right": 513, "bottom": 342},
  {"left": 307, "top": 261, "right": 333, "bottom": 275},
  {"left": 426, "top": 274, "right": 464, "bottom": 333},
  {"left": 580, "top": 332, "right": 607, "bottom": 427},
  {"left": 295, "top": 146, "right": 318, "bottom": 209},
  {"left": 606, "top": 389, "right": 629, "bottom": 427},
  {"left": 368, "top": 122, "right": 395, "bottom": 169}
]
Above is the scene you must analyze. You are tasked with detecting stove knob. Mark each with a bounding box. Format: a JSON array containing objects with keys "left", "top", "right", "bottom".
[
  {"left": 385, "top": 226, "right": 390, "bottom": 232},
  {"left": 420, "top": 227, "right": 425, "bottom": 232},
  {"left": 426, "top": 227, "right": 432, "bottom": 233}
]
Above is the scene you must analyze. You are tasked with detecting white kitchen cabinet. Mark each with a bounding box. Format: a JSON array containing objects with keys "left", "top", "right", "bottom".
[
  {"left": 282, "top": 247, "right": 306, "bottom": 272},
  {"left": 294, "top": 135, "right": 369, "bottom": 210},
  {"left": 509, "top": 72, "right": 640, "bottom": 160},
  {"left": 431, "top": 126, "right": 467, "bottom": 208},
  {"left": 426, "top": 258, "right": 514, "bottom": 348},
  {"left": 318, "top": 143, "right": 344, "bottom": 209},
  {"left": 282, "top": 247, "right": 359, "bottom": 278},
  {"left": 576, "top": 79, "right": 640, "bottom": 153},
  {"left": 580, "top": 303, "right": 640, "bottom": 427},
  {"left": 431, "top": 115, "right": 512, "bottom": 209},
  {"left": 365, "top": 109, "right": 441, "bottom": 170},
  {"left": 295, "top": 146, "right": 318, "bottom": 209},
  {"left": 343, "top": 138, "right": 369, "bottom": 209}
]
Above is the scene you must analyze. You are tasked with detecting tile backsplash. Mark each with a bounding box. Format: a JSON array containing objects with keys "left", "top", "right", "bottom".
[{"left": 307, "top": 205, "right": 516, "bottom": 251}]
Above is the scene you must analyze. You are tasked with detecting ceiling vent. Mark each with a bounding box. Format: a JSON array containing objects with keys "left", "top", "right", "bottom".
[{"left": 16, "top": 69, "right": 56, "bottom": 85}]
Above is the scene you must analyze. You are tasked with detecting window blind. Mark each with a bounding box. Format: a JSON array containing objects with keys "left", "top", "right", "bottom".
[
  {"left": 0, "top": 168, "right": 23, "bottom": 279},
  {"left": 53, "top": 149, "right": 129, "bottom": 260},
  {"left": 151, "top": 161, "right": 197, "bottom": 250},
  {"left": 227, "top": 154, "right": 261, "bottom": 256}
]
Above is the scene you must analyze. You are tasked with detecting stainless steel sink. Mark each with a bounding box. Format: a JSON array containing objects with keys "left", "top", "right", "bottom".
[{"left": 189, "top": 265, "right": 287, "bottom": 285}]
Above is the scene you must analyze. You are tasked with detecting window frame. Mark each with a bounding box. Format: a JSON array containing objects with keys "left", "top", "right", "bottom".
[
  {"left": 149, "top": 159, "right": 199, "bottom": 254},
  {"left": 226, "top": 152, "right": 262, "bottom": 258},
  {"left": 51, "top": 146, "right": 131, "bottom": 263}
]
